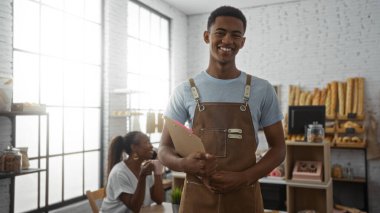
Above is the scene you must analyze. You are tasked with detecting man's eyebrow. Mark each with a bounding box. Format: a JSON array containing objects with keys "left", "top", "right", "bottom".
[{"left": 214, "top": 28, "right": 243, "bottom": 34}]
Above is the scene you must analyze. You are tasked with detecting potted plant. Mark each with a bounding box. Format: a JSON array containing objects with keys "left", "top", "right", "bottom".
[{"left": 171, "top": 186, "right": 182, "bottom": 213}]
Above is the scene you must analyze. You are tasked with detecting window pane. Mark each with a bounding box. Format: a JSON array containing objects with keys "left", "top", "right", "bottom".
[
  {"left": 64, "top": 0, "right": 84, "bottom": 17},
  {"left": 139, "top": 7, "right": 150, "bottom": 42},
  {"left": 84, "top": 0, "right": 101, "bottom": 23},
  {"left": 63, "top": 61, "right": 84, "bottom": 106},
  {"left": 13, "top": 51, "right": 39, "bottom": 103},
  {"left": 64, "top": 154, "right": 83, "bottom": 200},
  {"left": 160, "top": 18, "right": 169, "bottom": 48},
  {"left": 40, "top": 115, "right": 48, "bottom": 157},
  {"left": 127, "top": 37, "right": 141, "bottom": 74},
  {"left": 84, "top": 151, "right": 100, "bottom": 191},
  {"left": 41, "top": 0, "right": 64, "bottom": 9},
  {"left": 15, "top": 173, "right": 38, "bottom": 212},
  {"left": 16, "top": 116, "right": 39, "bottom": 158},
  {"left": 84, "top": 108, "right": 100, "bottom": 150},
  {"left": 41, "top": 56, "right": 64, "bottom": 105},
  {"left": 150, "top": 13, "right": 160, "bottom": 45},
  {"left": 39, "top": 160, "right": 47, "bottom": 207},
  {"left": 41, "top": 6, "right": 63, "bottom": 57},
  {"left": 127, "top": 2, "right": 139, "bottom": 38},
  {"left": 47, "top": 107, "right": 63, "bottom": 155},
  {"left": 13, "top": 0, "right": 40, "bottom": 52},
  {"left": 64, "top": 108, "right": 83, "bottom": 153},
  {"left": 84, "top": 22, "right": 101, "bottom": 65},
  {"left": 64, "top": 14, "right": 84, "bottom": 61},
  {"left": 84, "top": 65, "right": 101, "bottom": 107},
  {"left": 49, "top": 156, "right": 63, "bottom": 204}
]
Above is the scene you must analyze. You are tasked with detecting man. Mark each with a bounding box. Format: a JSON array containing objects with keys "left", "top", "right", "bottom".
[{"left": 158, "top": 5, "right": 285, "bottom": 213}]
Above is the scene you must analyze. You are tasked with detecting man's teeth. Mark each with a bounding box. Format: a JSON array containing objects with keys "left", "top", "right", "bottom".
[{"left": 220, "top": 47, "right": 231, "bottom": 52}]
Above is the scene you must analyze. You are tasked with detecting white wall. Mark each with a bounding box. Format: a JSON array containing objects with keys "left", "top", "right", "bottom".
[
  {"left": 0, "top": 0, "right": 13, "bottom": 211},
  {"left": 186, "top": 0, "right": 380, "bottom": 212}
]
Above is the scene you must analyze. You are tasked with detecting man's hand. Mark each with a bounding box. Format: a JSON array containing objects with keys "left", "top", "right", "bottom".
[
  {"left": 208, "top": 171, "right": 247, "bottom": 194},
  {"left": 181, "top": 152, "right": 217, "bottom": 177}
]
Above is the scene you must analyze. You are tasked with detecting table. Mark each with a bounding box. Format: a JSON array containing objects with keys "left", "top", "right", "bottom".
[{"left": 140, "top": 202, "right": 173, "bottom": 213}]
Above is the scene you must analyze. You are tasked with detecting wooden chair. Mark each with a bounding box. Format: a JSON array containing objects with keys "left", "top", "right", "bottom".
[{"left": 86, "top": 188, "right": 106, "bottom": 213}]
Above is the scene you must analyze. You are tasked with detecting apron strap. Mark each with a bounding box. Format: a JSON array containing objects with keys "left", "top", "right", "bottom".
[
  {"left": 240, "top": 74, "right": 252, "bottom": 111},
  {"left": 189, "top": 78, "right": 205, "bottom": 111}
]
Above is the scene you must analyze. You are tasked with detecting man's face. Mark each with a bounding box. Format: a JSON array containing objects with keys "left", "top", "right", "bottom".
[{"left": 204, "top": 16, "right": 246, "bottom": 64}]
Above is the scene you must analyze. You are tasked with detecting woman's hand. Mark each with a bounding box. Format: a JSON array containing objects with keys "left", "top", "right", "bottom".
[{"left": 140, "top": 160, "right": 154, "bottom": 177}]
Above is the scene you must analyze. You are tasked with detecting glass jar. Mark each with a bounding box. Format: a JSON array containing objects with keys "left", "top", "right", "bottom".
[
  {"left": 307, "top": 122, "right": 324, "bottom": 143},
  {"left": 0, "top": 145, "right": 22, "bottom": 173}
]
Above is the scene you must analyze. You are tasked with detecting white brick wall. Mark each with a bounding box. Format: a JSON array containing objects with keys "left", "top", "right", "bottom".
[
  {"left": 187, "top": 0, "right": 380, "bottom": 212},
  {"left": 0, "top": 0, "right": 12, "bottom": 211}
]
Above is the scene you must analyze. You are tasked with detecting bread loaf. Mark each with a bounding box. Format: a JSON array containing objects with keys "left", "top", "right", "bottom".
[
  {"left": 320, "top": 88, "right": 327, "bottom": 105},
  {"left": 338, "top": 82, "right": 345, "bottom": 117},
  {"left": 357, "top": 77, "right": 365, "bottom": 116},
  {"left": 294, "top": 86, "right": 300, "bottom": 106},
  {"left": 352, "top": 78, "right": 358, "bottom": 114},
  {"left": 305, "top": 92, "right": 313, "bottom": 105},
  {"left": 325, "top": 89, "right": 331, "bottom": 117},
  {"left": 312, "top": 88, "right": 320, "bottom": 105},
  {"left": 288, "top": 85, "right": 295, "bottom": 106},
  {"left": 331, "top": 81, "right": 338, "bottom": 117},
  {"left": 299, "top": 92, "right": 306, "bottom": 106},
  {"left": 345, "top": 78, "right": 354, "bottom": 115}
]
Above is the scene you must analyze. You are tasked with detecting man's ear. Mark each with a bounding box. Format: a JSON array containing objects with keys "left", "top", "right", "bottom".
[
  {"left": 203, "top": 31, "right": 210, "bottom": 43},
  {"left": 240, "top": 37, "right": 246, "bottom": 49}
]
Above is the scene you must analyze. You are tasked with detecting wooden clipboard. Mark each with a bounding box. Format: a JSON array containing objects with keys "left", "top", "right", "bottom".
[{"left": 164, "top": 117, "right": 205, "bottom": 157}]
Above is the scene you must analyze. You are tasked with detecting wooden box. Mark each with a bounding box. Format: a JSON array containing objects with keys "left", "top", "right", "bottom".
[{"left": 292, "top": 161, "right": 322, "bottom": 182}]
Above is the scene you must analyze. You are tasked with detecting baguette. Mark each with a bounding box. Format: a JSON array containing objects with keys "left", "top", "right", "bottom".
[
  {"left": 331, "top": 81, "right": 338, "bottom": 117},
  {"left": 305, "top": 92, "right": 313, "bottom": 105},
  {"left": 346, "top": 78, "right": 354, "bottom": 115},
  {"left": 299, "top": 92, "right": 306, "bottom": 106},
  {"left": 352, "top": 78, "right": 359, "bottom": 114},
  {"left": 357, "top": 77, "right": 365, "bottom": 116},
  {"left": 325, "top": 89, "right": 331, "bottom": 117},
  {"left": 338, "top": 82, "right": 345, "bottom": 117},
  {"left": 294, "top": 86, "right": 301, "bottom": 106},
  {"left": 312, "top": 88, "right": 320, "bottom": 105},
  {"left": 319, "top": 88, "right": 327, "bottom": 105},
  {"left": 288, "top": 85, "right": 295, "bottom": 106}
]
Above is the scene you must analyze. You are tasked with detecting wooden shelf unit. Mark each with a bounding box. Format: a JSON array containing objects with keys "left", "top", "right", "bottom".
[{"left": 285, "top": 142, "right": 333, "bottom": 213}]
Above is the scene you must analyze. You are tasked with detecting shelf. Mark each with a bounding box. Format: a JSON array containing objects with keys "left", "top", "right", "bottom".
[
  {"left": 0, "top": 168, "right": 46, "bottom": 179},
  {"left": 287, "top": 179, "right": 332, "bottom": 189},
  {"left": 333, "top": 177, "right": 366, "bottom": 183},
  {"left": 0, "top": 111, "right": 47, "bottom": 116},
  {"left": 259, "top": 177, "right": 286, "bottom": 185},
  {"left": 285, "top": 141, "right": 329, "bottom": 147},
  {"left": 331, "top": 145, "right": 366, "bottom": 150}
]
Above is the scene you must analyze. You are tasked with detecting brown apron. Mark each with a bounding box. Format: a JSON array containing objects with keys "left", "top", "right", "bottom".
[{"left": 179, "top": 74, "right": 264, "bottom": 213}]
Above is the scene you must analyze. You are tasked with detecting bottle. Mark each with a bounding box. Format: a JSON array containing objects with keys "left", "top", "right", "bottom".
[
  {"left": 344, "top": 162, "right": 354, "bottom": 180},
  {"left": 307, "top": 121, "right": 325, "bottom": 143}
]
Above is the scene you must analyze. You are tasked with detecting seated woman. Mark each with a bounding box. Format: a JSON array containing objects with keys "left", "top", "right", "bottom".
[{"left": 100, "top": 131, "right": 164, "bottom": 213}]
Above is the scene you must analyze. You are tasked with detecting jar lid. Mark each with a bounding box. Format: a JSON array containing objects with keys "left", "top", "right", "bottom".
[{"left": 308, "top": 121, "right": 323, "bottom": 128}]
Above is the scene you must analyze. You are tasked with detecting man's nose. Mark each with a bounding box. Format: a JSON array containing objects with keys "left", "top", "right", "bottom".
[{"left": 222, "top": 33, "right": 233, "bottom": 44}]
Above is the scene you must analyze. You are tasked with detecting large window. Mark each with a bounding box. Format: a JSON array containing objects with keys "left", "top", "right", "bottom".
[
  {"left": 13, "top": 0, "right": 102, "bottom": 211},
  {"left": 126, "top": 1, "right": 170, "bottom": 146}
]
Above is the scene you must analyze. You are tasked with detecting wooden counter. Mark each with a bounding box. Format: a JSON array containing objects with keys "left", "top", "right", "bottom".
[{"left": 140, "top": 202, "right": 173, "bottom": 213}]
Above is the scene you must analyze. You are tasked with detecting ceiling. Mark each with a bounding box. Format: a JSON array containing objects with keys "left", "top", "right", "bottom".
[{"left": 160, "top": 0, "right": 298, "bottom": 15}]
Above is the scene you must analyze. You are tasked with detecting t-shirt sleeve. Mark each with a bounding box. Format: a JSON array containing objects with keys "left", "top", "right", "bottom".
[
  {"left": 259, "top": 82, "right": 284, "bottom": 128},
  {"left": 108, "top": 170, "right": 135, "bottom": 200},
  {"left": 164, "top": 83, "right": 189, "bottom": 124}
]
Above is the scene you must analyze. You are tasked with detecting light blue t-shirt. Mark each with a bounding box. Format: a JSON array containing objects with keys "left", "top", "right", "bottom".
[{"left": 164, "top": 71, "right": 283, "bottom": 145}]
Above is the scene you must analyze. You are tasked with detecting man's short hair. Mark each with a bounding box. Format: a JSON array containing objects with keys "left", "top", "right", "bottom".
[{"left": 207, "top": 6, "right": 247, "bottom": 32}]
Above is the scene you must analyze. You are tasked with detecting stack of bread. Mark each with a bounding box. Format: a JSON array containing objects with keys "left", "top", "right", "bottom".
[
  {"left": 286, "top": 77, "right": 365, "bottom": 146},
  {"left": 288, "top": 77, "right": 365, "bottom": 118}
]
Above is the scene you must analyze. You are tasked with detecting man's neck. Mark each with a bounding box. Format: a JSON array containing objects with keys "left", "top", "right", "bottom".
[{"left": 207, "top": 62, "right": 240, "bottom": 79}]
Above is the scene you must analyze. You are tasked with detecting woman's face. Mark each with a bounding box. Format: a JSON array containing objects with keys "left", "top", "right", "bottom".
[{"left": 135, "top": 134, "right": 154, "bottom": 160}]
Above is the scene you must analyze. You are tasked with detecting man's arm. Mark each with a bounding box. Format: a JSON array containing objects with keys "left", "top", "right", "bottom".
[{"left": 158, "top": 124, "right": 216, "bottom": 176}]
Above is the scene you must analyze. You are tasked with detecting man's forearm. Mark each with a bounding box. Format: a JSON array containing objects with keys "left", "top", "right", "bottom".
[
  {"left": 157, "top": 145, "right": 185, "bottom": 172},
  {"left": 243, "top": 144, "right": 286, "bottom": 185}
]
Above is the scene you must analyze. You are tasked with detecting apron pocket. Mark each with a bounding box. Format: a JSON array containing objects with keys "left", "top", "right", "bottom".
[{"left": 200, "top": 128, "right": 227, "bottom": 158}]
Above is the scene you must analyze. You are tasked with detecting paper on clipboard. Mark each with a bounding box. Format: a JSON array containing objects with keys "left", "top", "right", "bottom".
[{"left": 164, "top": 117, "right": 205, "bottom": 157}]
